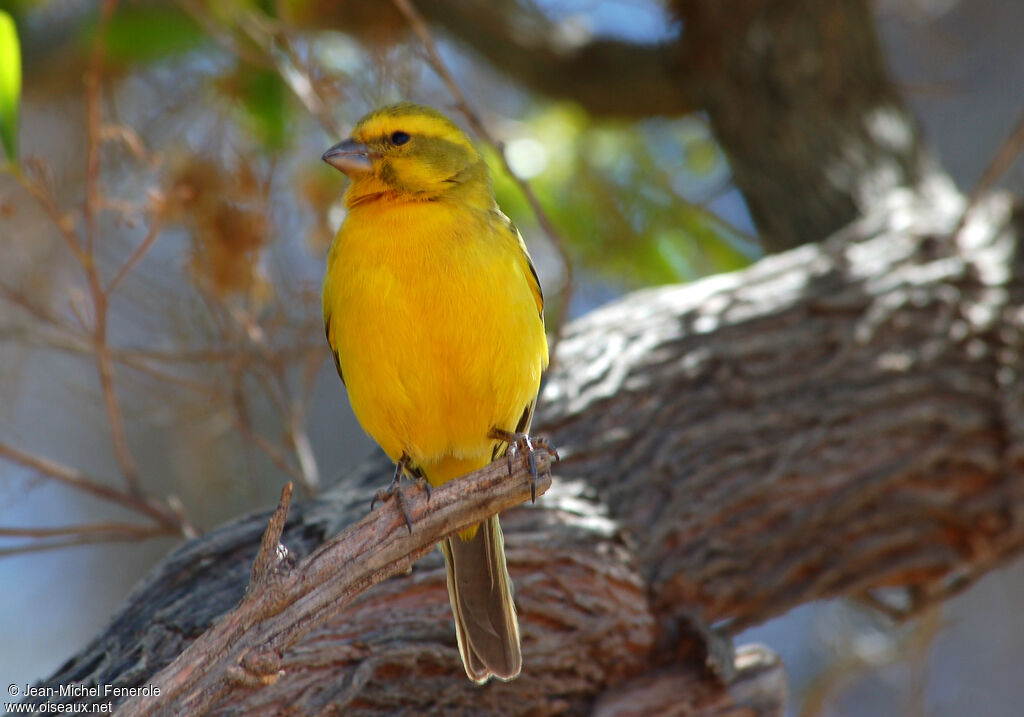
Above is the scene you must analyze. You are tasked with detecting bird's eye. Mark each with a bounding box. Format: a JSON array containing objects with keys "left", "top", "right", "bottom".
[{"left": 391, "top": 131, "right": 411, "bottom": 146}]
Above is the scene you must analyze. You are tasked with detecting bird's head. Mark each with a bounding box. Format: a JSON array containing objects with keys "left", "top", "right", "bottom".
[{"left": 323, "top": 103, "right": 490, "bottom": 206}]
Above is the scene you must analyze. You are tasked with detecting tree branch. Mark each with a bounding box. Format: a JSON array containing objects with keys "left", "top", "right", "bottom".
[
  {"left": 25, "top": 190, "right": 1024, "bottom": 714},
  {"left": 116, "top": 456, "right": 553, "bottom": 717},
  {"left": 0, "top": 440, "right": 185, "bottom": 532},
  {"left": 593, "top": 645, "right": 786, "bottom": 717},
  {"left": 289, "top": 0, "right": 695, "bottom": 118},
  {"left": 424, "top": 0, "right": 693, "bottom": 117}
]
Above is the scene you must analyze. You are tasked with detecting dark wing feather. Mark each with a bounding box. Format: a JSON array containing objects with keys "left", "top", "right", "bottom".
[
  {"left": 324, "top": 309, "right": 345, "bottom": 386},
  {"left": 493, "top": 209, "right": 544, "bottom": 319}
]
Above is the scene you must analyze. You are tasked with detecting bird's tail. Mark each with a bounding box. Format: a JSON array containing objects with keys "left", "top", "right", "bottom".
[{"left": 440, "top": 513, "right": 522, "bottom": 683}]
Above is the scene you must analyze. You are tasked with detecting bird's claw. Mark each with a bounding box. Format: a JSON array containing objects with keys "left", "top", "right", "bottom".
[
  {"left": 490, "top": 429, "right": 559, "bottom": 503},
  {"left": 372, "top": 483, "right": 413, "bottom": 533},
  {"left": 370, "top": 453, "right": 429, "bottom": 533}
]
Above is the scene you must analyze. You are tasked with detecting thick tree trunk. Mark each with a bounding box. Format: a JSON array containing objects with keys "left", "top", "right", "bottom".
[
  {"left": 542, "top": 187, "right": 1023, "bottom": 633},
  {"left": 428, "top": 0, "right": 933, "bottom": 252},
  {"left": 27, "top": 188, "right": 1024, "bottom": 714},
  {"left": 676, "top": 0, "right": 932, "bottom": 252}
]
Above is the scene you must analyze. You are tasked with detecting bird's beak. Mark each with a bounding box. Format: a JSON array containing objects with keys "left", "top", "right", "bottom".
[{"left": 322, "top": 139, "right": 373, "bottom": 175}]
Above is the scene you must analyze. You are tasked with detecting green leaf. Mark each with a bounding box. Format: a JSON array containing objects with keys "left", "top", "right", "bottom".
[
  {"left": 0, "top": 10, "right": 21, "bottom": 162},
  {"left": 238, "top": 67, "right": 288, "bottom": 150},
  {"left": 684, "top": 137, "right": 720, "bottom": 176},
  {"left": 95, "top": 7, "right": 205, "bottom": 64}
]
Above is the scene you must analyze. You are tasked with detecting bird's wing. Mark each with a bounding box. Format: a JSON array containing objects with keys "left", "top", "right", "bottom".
[
  {"left": 323, "top": 299, "right": 345, "bottom": 386},
  {"left": 493, "top": 209, "right": 544, "bottom": 320}
]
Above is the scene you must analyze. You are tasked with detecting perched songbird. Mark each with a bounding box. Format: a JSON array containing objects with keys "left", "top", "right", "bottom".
[{"left": 321, "top": 103, "right": 549, "bottom": 682}]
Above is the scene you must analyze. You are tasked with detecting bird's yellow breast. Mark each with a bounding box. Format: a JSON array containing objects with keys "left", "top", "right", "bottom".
[{"left": 323, "top": 199, "right": 547, "bottom": 483}]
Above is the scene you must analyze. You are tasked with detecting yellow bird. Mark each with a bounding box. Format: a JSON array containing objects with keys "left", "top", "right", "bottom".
[{"left": 321, "top": 103, "right": 549, "bottom": 682}]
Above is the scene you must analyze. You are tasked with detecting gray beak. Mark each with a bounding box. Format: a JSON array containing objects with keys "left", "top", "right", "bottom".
[{"left": 322, "top": 139, "right": 373, "bottom": 175}]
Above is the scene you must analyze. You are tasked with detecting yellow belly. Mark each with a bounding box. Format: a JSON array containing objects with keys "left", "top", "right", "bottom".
[{"left": 324, "top": 200, "right": 547, "bottom": 486}]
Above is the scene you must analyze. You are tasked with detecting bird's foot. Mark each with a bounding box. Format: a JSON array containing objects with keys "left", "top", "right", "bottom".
[
  {"left": 488, "top": 428, "right": 559, "bottom": 503},
  {"left": 371, "top": 453, "right": 430, "bottom": 533}
]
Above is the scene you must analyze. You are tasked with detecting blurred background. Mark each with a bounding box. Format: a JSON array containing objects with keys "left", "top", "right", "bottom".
[{"left": 0, "top": 1, "right": 1022, "bottom": 715}]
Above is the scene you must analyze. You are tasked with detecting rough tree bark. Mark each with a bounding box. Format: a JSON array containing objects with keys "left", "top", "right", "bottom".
[
  {"left": 675, "top": 0, "right": 932, "bottom": 253},
  {"left": 25, "top": 187, "right": 1024, "bottom": 715}
]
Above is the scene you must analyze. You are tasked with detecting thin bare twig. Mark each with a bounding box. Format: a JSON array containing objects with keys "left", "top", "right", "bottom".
[
  {"left": 969, "top": 108, "right": 1024, "bottom": 202},
  {"left": 228, "top": 377, "right": 308, "bottom": 487},
  {"left": 249, "top": 481, "right": 293, "bottom": 588},
  {"left": 0, "top": 283, "right": 81, "bottom": 335},
  {"left": 0, "top": 440, "right": 184, "bottom": 533},
  {"left": 71, "top": 0, "right": 146, "bottom": 496},
  {"left": 10, "top": 169, "right": 88, "bottom": 265},
  {"left": 177, "top": 0, "right": 274, "bottom": 69},
  {"left": 117, "top": 342, "right": 325, "bottom": 365},
  {"left": 215, "top": 291, "right": 322, "bottom": 494},
  {"left": 0, "top": 528, "right": 171, "bottom": 558},
  {"left": 241, "top": 8, "right": 344, "bottom": 139},
  {"left": 645, "top": 151, "right": 758, "bottom": 247},
  {"left": 391, "top": 0, "right": 576, "bottom": 362},
  {"left": 116, "top": 454, "right": 554, "bottom": 717},
  {"left": 99, "top": 123, "right": 151, "bottom": 163},
  {"left": 92, "top": 294, "right": 143, "bottom": 494},
  {"left": 0, "top": 521, "right": 170, "bottom": 557},
  {"left": 108, "top": 351, "right": 215, "bottom": 395},
  {"left": 952, "top": 107, "right": 1024, "bottom": 238},
  {"left": 284, "top": 407, "right": 321, "bottom": 493},
  {"left": 105, "top": 212, "right": 165, "bottom": 296},
  {"left": 83, "top": 0, "right": 118, "bottom": 255},
  {"left": 8, "top": 326, "right": 221, "bottom": 395},
  {"left": 232, "top": 411, "right": 305, "bottom": 486},
  {"left": 289, "top": 351, "right": 325, "bottom": 491},
  {"left": 0, "top": 522, "right": 170, "bottom": 538},
  {"left": 67, "top": 291, "right": 91, "bottom": 333}
]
